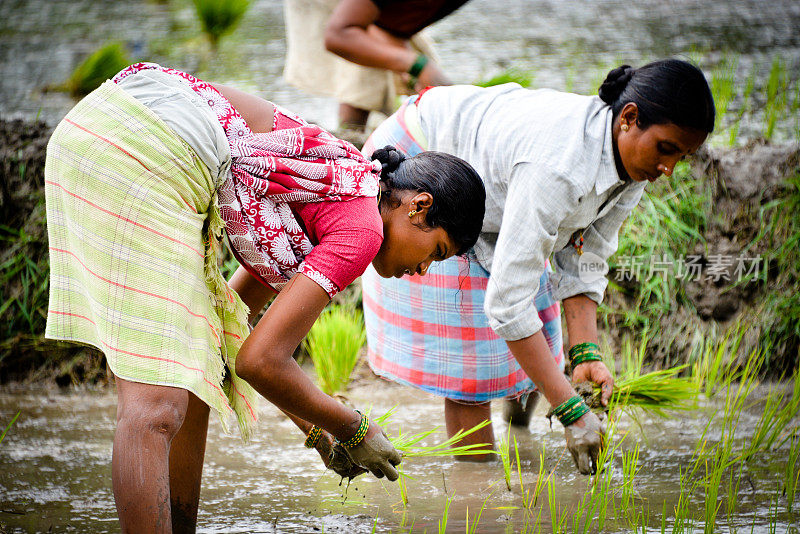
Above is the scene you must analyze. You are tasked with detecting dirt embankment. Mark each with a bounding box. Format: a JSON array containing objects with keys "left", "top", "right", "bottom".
[
  {"left": 607, "top": 140, "right": 800, "bottom": 371},
  {"left": 1, "top": 117, "right": 798, "bottom": 383},
  {"left": 0, "top": 118, "right": 105, "bottom": 385}
]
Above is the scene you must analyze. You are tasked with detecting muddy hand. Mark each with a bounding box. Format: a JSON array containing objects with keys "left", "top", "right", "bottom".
[
  {"left": 572, "top": 360, "right": 615, "bottom": 406},
  {"left": 344, "top": 421, "right": 402, "bottom": 481},
  {"left": 564, "top": 411, "right": 606, "bottom": 475},
  {"left": 316, "top": 430, "right": 367, "bottom": 479}
]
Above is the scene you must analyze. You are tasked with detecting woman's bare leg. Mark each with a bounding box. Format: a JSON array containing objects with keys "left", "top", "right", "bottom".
[
  {"left": 443, "top": 398, "right": 494, "bottom": 462},
  {"left": 113, "top": 378, "right": 189, "bottom": 534},
  {"left": 168, "top": 391, "right": 210, "bottom": 534},
  {"left": 503, "top": 391, "right": 541, "bottom": 427}
]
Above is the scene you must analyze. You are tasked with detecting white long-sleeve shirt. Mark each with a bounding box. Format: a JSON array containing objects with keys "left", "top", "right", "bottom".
[{"left": 418, "top": 83, "right": 646, "bottom": 341}]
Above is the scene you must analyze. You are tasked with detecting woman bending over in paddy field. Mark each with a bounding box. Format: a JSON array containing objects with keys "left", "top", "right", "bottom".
[
  {"left": 360, "top": 58, "right": 715, "bottom": 474},
  {"left": 43, "top": 62, "right": 485, "bottom": 532}
]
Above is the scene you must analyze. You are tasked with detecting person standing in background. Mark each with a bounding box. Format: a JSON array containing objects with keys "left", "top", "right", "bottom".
[{"left": 283, "top": 0, "right": 469, "bottom": 130}]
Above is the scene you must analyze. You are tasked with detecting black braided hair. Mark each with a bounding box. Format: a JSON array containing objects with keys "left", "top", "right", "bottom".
[
  {"left": 598, "top": 59, "right": 715, "bottom": 132},
  {"left": 371, "top": 145, "right": 485, "bottom": 255}
]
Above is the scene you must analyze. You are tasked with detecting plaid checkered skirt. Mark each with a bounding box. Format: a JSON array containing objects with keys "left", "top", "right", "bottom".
[
  {"left": 362, "top": 96, "right": 564, "bottom": 403},
  {"left": 44, "top": 81, "right": 257, "bottom": 439}
]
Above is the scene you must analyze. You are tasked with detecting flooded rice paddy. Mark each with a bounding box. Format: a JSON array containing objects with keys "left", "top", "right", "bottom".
[
  {"left": 0, "top": 374, "right": 798, "bottom": 533},
  {"left": 1, "top": 0, "right": 799, "bottom": 531}
]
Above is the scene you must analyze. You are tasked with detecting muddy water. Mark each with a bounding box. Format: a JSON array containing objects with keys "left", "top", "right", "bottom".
[
  {"left": 0, "top": 374, "right": 797, "bottom": 533},
  {"left": 1, "top": 0, "right": 799, "bottom": 140}
]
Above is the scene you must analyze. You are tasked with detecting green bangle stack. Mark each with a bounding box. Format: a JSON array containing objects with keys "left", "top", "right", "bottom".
[
  {"left": 304, "top": 425, "right": 323, "bottom": 449},
  {"left": 569, "top": 342, "right": 603, "bottom": 367},
  {"left": 408, "top": 54, "right": 429, "bottom": 78},
  {"left": 552, "top": 396, "right": 590, "bottom": 426},
  {"left": 339, "top": 410, "right": 370, "bottom": 449}
]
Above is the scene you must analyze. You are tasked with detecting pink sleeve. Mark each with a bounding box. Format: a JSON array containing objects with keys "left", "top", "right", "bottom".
[{"left": 293, "top": 197, "right": 383, "bottom": 297}]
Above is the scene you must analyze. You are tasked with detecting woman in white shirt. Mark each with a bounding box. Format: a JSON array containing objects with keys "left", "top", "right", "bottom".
[{"left": 360, "top": 59, "right": 715, "bottom": 474}]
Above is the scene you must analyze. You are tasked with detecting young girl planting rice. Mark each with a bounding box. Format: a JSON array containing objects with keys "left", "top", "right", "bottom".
[
  {"left": 361, "top": 58, "right": 715, "bottom": 474},
  {"left": 43, "top": 63, "right": 485, "bottom": 532}
]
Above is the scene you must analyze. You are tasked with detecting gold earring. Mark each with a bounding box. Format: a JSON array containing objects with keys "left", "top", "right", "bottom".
[
  {"left": 621, "top": 123, "right": 629, "bottom": 131},
  {"left": 408, "top": 209, "right": 417, "bottom": 217}
]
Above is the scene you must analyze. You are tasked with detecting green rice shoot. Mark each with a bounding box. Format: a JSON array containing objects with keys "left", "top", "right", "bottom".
[
  {"left": 193, "top": 0, "right": 250, "bottom": 50},
  {"left": 372, "top": 407, "right": 494, "bottom": 458},
  {"left": 304, "top": 305, "right": 365, "bottom": 395},
  {"left": 608, "top": 366, "right": 699, "bottom": 417},
  {"left": 63, "top": 41, "right": 131, "bottom": 97}
]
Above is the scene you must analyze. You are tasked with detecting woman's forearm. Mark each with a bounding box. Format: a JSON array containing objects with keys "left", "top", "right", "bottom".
[
  {"left": 506, "top": 331, "right": 577, "bottom": 408},
  {"left": 324, "top": 0, "right": 416, "bottom": 72},
  {"left": 562, "top": 294, "right": 599, "bottom": 347},
  {"left": 234, "top": 273, "right": 362, "bottom": 441},
  {"left": 325, "top": 25, "right": 416, "bottom": 72}
]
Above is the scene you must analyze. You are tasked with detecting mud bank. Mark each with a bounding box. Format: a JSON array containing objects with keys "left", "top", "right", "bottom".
[{"left": 606, "top": 140, "right": 800, "bottom": 371}]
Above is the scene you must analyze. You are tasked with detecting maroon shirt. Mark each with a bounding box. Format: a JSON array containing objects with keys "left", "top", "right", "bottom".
[{"left": 371, "top": 0, "right": 470, "bottom": 39}]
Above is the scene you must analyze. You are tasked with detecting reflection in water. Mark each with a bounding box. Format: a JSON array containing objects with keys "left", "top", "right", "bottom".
[{"left": 0, "top": 378, "right": 795, "bottom": 532}]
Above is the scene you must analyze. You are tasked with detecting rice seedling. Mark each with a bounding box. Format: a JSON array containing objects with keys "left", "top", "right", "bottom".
[
  {"left": 710, "top": 55, "right": 738, "bottom": 133},
  {"left": 547, "top": 476, "right": 569, "bottom": 534},
  {"left": 475, "top": 67, "right": 535, "bottom": 88},
  {"left": 763, "top": 55, "right": 788, "bottom": 140},
  {"left": 465, "top": 495, "right": 489, "bottom": 534},
  {"left": 396, "top": 462, "right": 409, "bottom": 508},
  {"left": 691, "top": 324, "right": 746, "bottom": 398},
  {"left": 620, "top": 443, "right": 640, "bottom": 514},
  {"left": 193, "top": 0, "right": 250, "bottom": 50},
  {"left": 62, "top": 41, "right": 131, "bottom": 97},
  {"left": 437, "top": 494, "right": 453, "bottom": 534},
  {"left": 387, "top": 419, "right": 494, "bottom": 458},
  {"left": 499, "top": 424, "right": 513, "bottom": 491},
  {"left": 728, "top": 67, "right": 756, "bottom": 147},
  {"left": 303, "top": 305, "right": 365, "bottom": 395},
  {"left": 784, "top": 431, "right": 800, "bottom": 513},
  {"left": 575, "top": 366, "right": 698, "bottom": 419},
  {"left": 0, "top": 411, "right": 20, "bottom": 444}
]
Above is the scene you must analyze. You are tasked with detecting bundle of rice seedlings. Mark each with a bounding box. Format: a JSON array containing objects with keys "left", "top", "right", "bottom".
[
  {"left": 572, "top": 365, "right": 699, "bottom": 418},
  {"left": 475, "top": 67, "right": 534, "bottom": 88},
  {"left": 63, "top": 41, "right": 131, "bottom": 97},
  {"left": 303, "top": 305, "right": 365, "bottom": 395},
  {"left": 193, "top": 0, "right": 250, "bottom": 50},
  {"left": 374, "top": 407, "right": 495, "bottom": 458}
]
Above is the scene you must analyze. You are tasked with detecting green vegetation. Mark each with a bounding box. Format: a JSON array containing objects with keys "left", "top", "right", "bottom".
[
  {"left": 304, "top": 305, "right": 365, "bottom": 395},
  {"left": 763, "top": 56, "right": 789, "bottom": 140},
  {"left": 192, "top": 0, "right": 250, "bottom": 50},
  {"left": 0, "top": 411, "right": 20, "bottom": 444},
  {"left": 373, "top": 406, "right": 493, "bottom": 458},
  {"left": 475, "top": 67, "right": 535, "bottom": 88},
  {"left": 498, "top": 426, "right": 514, "bottom": 491},
  {"left": 62, "top": 41, "right": 131, "bottom": 97}
]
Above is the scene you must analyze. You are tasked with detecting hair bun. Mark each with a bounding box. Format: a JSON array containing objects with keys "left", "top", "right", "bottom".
[
  {"left": 598, "top": 65, "right": 634, "bottom": 105},
  {"left": 371, "top": 145, "right": 406, "bottom": 182}
]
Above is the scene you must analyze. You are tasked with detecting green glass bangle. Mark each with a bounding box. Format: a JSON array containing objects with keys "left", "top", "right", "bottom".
[
  {"left": 304, "top": 425, "right": 323, "bottom": 449},
  {"left": 340, "top": 410, "right": 369, "bottom": 449},
  {"left": 571, "top": 353, "right": 604, "bottom": 367},
  {"left": 559, "top": 401, "right": 590, "bottom": 426},
  {"left": 552, "top": 396, "right": 582, "bottom": 418},
  {"left": 408, "top": 54, "right": 429, "bottom": 78},
  {"left": 569, "top": 342, "right": 600, "bottom": 360}
]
